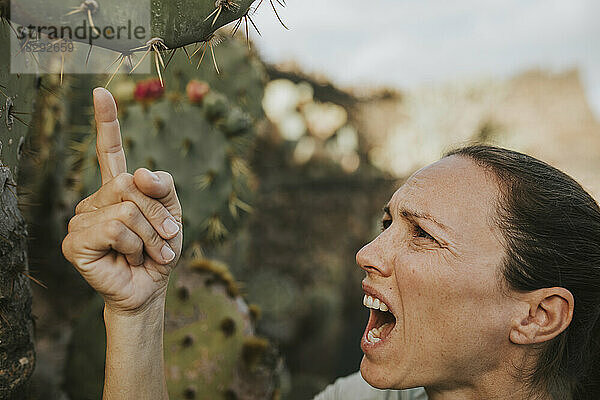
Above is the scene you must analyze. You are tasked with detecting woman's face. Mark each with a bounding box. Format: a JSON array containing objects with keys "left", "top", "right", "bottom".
[{"left": 357, "top": 155, "right": 519, "bottom": 390}]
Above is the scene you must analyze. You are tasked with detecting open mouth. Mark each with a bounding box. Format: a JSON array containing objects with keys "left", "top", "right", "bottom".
[{"left": 362, "top": 293, "right": 397, "bottom": 346}]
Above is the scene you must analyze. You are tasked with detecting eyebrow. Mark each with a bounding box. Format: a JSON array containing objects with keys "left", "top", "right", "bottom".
[{"left": 383, "top": 205, "right": 453, "bottom": 234}]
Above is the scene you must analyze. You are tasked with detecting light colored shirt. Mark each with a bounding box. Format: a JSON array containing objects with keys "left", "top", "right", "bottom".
[{"left": 313, "top": 372, "right": 428, "bottom": 400}]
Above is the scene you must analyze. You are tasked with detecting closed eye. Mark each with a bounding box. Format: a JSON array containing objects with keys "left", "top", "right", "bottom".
[
  {"left": 413, "top": 224, "right": 436, "bottom": 243},
  {"left": 382, "top": 218, "right": 439, "bottom": 246}
]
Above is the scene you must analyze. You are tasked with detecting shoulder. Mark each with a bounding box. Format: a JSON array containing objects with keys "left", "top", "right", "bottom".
[{"left": 312, "top": 372, "right": 428, "bottom": 400}]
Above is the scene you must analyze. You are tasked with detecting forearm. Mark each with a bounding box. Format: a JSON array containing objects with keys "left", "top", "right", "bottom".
[{"left": 103, "top": 295, "right": 168, "bottom": 400}]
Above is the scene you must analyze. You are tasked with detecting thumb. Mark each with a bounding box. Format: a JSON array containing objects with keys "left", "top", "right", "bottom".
[{"left": 133, "top": 168, "right": 182, "bottom": 223}]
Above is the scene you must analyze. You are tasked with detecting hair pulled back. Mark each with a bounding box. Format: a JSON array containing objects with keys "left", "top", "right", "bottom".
[{"left": 445, "top": 145, "right": 600, "bottom": 400}]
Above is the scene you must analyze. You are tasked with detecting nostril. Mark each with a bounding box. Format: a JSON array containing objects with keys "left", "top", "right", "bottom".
[
  {"left": 356, "top": 240, "right": 387, "bottom": 272},
  {"left": 357, "top": 257, "right": 391, "bottom": 277}
]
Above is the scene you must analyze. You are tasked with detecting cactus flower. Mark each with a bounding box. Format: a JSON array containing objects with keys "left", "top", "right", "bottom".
[
  {"left": 186, "top": 80, "right": 211, "bottom": 104},
  {"left": 134, "top": 79, "right": 165, "bottom": 102}
]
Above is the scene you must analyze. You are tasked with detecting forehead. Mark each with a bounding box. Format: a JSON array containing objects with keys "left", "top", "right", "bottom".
[{"left": 389, "top": 156, "right": 500, "bottom": 237}]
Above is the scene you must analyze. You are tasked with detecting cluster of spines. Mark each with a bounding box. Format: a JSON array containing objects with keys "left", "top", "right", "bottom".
[{"left": 1, "top": 0, "right": 287, "bottom": 88}]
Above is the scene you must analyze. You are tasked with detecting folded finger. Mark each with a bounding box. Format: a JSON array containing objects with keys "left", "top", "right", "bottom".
[
  {"left": 68, "top": 201, "right": 175, "bottom": 265},
  {"left": 62, "top": 220, "right": 144, "bottom": 270},
  {"left": 75, "top": 172, "right": 180, "bottom": 240},
  {"left": 133, "top": 168, "right": 182, "bottom": 223}
]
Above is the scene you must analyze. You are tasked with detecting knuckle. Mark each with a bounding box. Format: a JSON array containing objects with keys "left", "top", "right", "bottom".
[
  {"left": 128, "top": 255, "right": 144, "bottom": 267},
  {"left": 120, "top": 201, "right": 140, "bottom": 223},
  {"left": 158, "top": 171, "right": 174, "bottom": 186},
  {"left": 113, "top": 172, "right": 134, "bottom": 192},
  {"left": 157, "top": 171, "right": 183, "bottom": 219},
  {"left": 128, "top": 234, "right": 143, "bottom": 250},
  {"left": 61, "top": 234, "right": 72, "bottom": 256},
  {"left": 147, "top": 200, "right": 168, "bottom": 221},
  {"left": 133, "top": 234, "right": 144, "bottom": 249},
  {"left": 147, "top": 230, "right": 164, "bottom": 249},
  {"left": 157, "top": 171, "right": 178, "bottom": 196},
  {"left": 75, "top": 197, "right": 91, "bottom": 214},
  {"left": 61, "top": 234, "right": 78, "bottom": 266},
  {"left": 106, "top": 220, "right": 127, "bottom": 240},
  {"left": 129, "top": 235, "right": 144, "bottom": 256},
  {"left": 67, "top": 215, "right": 80, "bottom": 233}
]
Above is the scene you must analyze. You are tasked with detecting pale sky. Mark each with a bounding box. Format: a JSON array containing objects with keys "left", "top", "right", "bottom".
[{"left": 250, "top": 0, "right": 600, "bottom": 118}]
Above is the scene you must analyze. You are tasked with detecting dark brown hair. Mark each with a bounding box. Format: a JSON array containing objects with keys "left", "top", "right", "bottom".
[{"left": 444, "top": 145, "right": 600, "bottom": 400}]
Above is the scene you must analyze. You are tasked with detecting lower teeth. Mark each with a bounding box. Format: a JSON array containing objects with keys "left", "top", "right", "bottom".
[{"left": 367, "top": 322, "right": 392, "bottom": 343}]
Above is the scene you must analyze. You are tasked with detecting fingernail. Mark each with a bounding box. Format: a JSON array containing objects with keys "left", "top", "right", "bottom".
[
  {"left": 161, "top": 244, "right": 175, "bottom": 262},
  {"left": 163, "top": 218, "right": 179, "bottom": 236}
]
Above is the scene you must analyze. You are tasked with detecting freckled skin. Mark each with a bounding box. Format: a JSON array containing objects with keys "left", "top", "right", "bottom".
[{"left": 357, "top": 156, "right": 530, "bottom": 399}]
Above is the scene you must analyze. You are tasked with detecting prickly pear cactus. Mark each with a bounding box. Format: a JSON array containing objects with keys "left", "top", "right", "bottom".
[
  {"left": 3, "top": 0, "right": 258, "bottom": 52},
  {"left": 76, "top": 79, "right": 256, "bottom": 249},
  {"left": 0, "top": 21, "right": 37, "bottom": 398},
  {"left": 159, "top": 37, "right": 267, "bottom": 119},
  {"left": 165, "top": 258, "right": 281, "bottom": 400},
  {"left": 64, "top": 257, "right": 282, "bottom": 400}
]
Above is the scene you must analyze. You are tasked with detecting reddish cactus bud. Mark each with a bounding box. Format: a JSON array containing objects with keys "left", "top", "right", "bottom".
[
  {"left": 134, "top": 79, "right": 165, "bottom": 102},
  {"left": 186, "top": 80, "right": 210, "bottom": 104}
]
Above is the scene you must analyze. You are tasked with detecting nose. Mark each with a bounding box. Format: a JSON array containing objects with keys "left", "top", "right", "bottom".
[{"left": 355, "top": 237, "right": 392, "bottom": 277}]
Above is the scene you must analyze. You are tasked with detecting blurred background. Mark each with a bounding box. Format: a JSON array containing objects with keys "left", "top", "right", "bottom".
[{"left": 3, "top": 0, "right": 599, "bottom": 399}]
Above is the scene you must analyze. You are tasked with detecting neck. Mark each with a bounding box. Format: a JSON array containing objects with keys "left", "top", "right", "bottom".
[
  {"left": 425, "top": 384, "right": 551, "bottom": 400},
  {"left": 424, "top": 361, "right": 551, "bottom": 400}
]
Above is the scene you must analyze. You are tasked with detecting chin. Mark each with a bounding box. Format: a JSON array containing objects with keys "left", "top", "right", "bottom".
[{"left": 360, "top": 355, "right": 397, "bottom": 390}]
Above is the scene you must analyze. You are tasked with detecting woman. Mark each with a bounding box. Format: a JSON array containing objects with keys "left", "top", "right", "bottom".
[{"left": 63, "top": 89, "right": 600, "bottom": 400}]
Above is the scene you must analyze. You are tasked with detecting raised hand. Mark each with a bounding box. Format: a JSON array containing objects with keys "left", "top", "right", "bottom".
[{"left": 62, "top": 88, "right": 183, "bottom": 315}]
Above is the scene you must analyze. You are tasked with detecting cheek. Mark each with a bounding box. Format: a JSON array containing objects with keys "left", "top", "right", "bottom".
[
  {"left": 393, "top": 251, "right": 506, "bottom": 341},
  {"left": 392, "top": 253, "right": 451, "bottom": 336}
]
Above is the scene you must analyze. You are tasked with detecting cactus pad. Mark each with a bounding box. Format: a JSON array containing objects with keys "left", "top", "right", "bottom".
[{"left": 76, "top": 80, "right": 256, "bottom": 249}]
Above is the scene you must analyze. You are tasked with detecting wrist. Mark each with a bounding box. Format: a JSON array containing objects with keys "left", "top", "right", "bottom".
[
  {"left": 103, "top": 290, "right": 166, "bottom": 365},
  {"left": 102, "top": 290, "right": 168, "bottom": 400},
  {"left": 104, "top": 289, "right": 167, "bottom": 320}
]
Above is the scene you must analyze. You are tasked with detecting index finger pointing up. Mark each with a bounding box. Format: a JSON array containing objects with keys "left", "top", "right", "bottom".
[{"left": 93, "top": 87, "right": 127, "bottom": 185}]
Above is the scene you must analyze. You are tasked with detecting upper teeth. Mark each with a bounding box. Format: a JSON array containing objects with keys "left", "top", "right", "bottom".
[{"left": 363, "top": 294, "right": 389, "bottom": 312}]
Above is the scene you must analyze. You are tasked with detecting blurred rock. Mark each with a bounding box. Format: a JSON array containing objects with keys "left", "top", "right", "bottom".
[{"left": 356, "top": 69, "right": 600, "bottom": 197}]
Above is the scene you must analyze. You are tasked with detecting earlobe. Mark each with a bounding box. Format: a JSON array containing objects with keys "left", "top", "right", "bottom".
[
  {"left": 509, "top": 324, "right": 532, "bottom": 345},
  {"left": 509, "top": 314, "right": 540, "bottom": 345}
]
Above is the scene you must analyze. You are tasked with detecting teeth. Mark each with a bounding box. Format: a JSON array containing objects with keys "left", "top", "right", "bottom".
[
  {"left": 362, "top": 294, "right": 390, "bottom": 313},
  {"left": 366, "top": 323, "right": 393, "bottom": 344},
  {"left": 367, "top": 328, "right": 382, "bottom": 344}
]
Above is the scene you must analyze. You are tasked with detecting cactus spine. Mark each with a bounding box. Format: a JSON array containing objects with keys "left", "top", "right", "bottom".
[{"left": 3, "top": 0, "right": 257, "bottom": 52}]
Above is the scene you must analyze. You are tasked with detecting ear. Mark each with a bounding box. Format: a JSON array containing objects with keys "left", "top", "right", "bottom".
[{"left": 509, "top": 287, "right": 574, "bottom": 345}]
